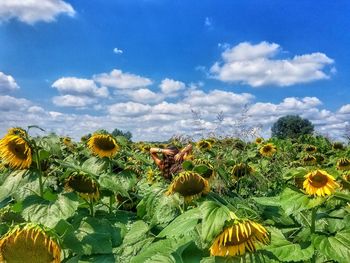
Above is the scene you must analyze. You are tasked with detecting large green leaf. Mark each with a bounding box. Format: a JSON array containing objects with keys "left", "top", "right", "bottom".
[
  {"left": 312, "top": 228, "right": 350, "bottom": 263},
  {"left": 0, "top": 170, "right": 28, "bottom": 202},
  {"left": 21, "top": 193, "right": 79, "bottom": 228},
  {"left": 264, "top": 227, "right": 314, "bottom": 262},
  {"left": 82, "top": 157, "right": 107, "bottom": 175}
]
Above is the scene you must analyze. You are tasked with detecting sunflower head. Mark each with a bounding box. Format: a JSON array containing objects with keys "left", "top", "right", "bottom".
[
  {"left": 196, "top": 140, "right": 212, "bottom": 151},
  {"left": 87, "top": 133, "right": 119, "bottom": 158},
  {"left": 255, "top": 137, "right": 264, "bottom": 145},
  {"left": 336, "top": 158, "right": 350, "bottom": 171},
  {"left": 166, "top": 171, "right": 210, "bottom": 202},
  {"left": 303, "top": 170, "right": 339, "bottom": 197},
  {"left": 210, "top": 220, "right": 269, "bottom": 257},
  {"left": 0, "top": 134, "right": 32, "bottom": 169},
  {"left": 193, "top": 159, "right": 215, "bottom": 178},
  {"left": 62, "top": 137, "right": 73, "bottom": 146},
  {"left": 7, "top": 127, "right": 27, "bottom": 137},
  {"left": 259, "top": 143, "right": 277, "bottom": 157},
  {"left": 231, "top": 163, "right": 254, "bottom": 180},
  {"left": 80, "top": 135, "right": 89, "bottom": 143},
  {"left": 0, "top": 224, "right": 61, "bottom": 263},
  {"left": 305, "top": 145, "right": 317, "bottom": 154},
  {"left": 302, "top": 155, "right": 317, "bottom": 166},
  {"left": 65, "top": 172, "right": 100, "bottom": 201},
  {"left": 332, "top": 142, "right": 344, "bottom": 150}
]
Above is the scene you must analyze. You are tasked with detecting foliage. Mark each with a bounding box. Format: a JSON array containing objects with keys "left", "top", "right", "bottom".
[
  {"left": 271, "top": 115, "right": 314, "bottom": 139},
  {"left": 112, "top": 128, "right": 133, "bottom": 141}
]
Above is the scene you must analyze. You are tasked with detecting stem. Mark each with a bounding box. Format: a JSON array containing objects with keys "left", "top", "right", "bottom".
[
  {"left": 34, "top": 145, "right": 44, "bottom": 197},
  {"left": 310, "top": 207, "right": 318, "bottom": 263},
  {"left": 89, "top": 199, "right": 95, "bottom": 217},
  {"left": 109, "top": 195, "right": 114, "bottom": 214}
]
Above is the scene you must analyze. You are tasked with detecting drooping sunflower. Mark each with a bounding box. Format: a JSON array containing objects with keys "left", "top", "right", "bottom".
[
  {"left": 231, "top": 163, "right": 254, "bottom": 180},
  {"left": 259, "top": 143, "right": 277, "bottom": 157},
  {"left": 210, "top": 220, "right": 269, "bottom": 257},
  {"left": 62, "top": 137, "right": 73, "bottom": 147},
  {"left": 303, "top": 170, "right": 339, "bottom": 197},
  {"left": 305, "top": 145, "right": 317, "bottom": 154},
  {"left": 65, "top": 172, "right": 100, "bottom": 201},
  {"left": 255, "top": 137, "right": 264, "bottom": 145},
  {"left": 7, "top": 127, "right": 27, "bottom": 137},
  {"left": 87, "top": 134, "right": 119, "bottom": 158},
  {"left": 332, "top": 142, "right": 344, "bottom": 150},
  {"left": 193, "top": 159, "right": 215, "bottom": 178},
  {"left": 0, "top": 134, "right": 32, "bottom": 169},
  {"left": 302, "top": 155, "right": 317, "bottom": 166},
  {"left": 0, "top": 224, "right": 61, "bottom": 263},
  {"left": 336, "top": 158, "right": 350, "bottom": 171},
  {"left": 196, "top": 140, "right": 212, "bottom": 151},
  {"left": 166, "top": 171, "right": 210, "bottom": 202}
]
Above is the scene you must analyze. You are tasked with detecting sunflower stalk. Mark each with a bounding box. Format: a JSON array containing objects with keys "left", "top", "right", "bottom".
[
  {"left": 33, "top": 141, "right": 44, "bottom": 197},
  {"left": 88, "top": 198, "right": 95, "bottom": 217},
  {"left": 310, "top": 206, "right": 318, "bottom": 263}
]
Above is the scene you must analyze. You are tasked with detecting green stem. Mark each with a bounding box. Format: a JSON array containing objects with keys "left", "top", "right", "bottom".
[
  {"left": 89, "top": 199, "right": 95, "bottom": 217},
  {"left": 109, "top": 195, "right": 114, "bottom": 214},
  {"left": 310, "top": 207, "right": 318, "bottom": 263},
  {"left": 34, "top": 145, "right": 44, "bottom": 197}
]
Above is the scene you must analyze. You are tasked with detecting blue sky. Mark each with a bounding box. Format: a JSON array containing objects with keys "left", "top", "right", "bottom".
[{"left": 0, "top": 0, "right": 349, "bottom": 141}]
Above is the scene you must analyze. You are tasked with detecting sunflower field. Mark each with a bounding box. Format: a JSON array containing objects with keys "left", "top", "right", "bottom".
[{"left": 0, "top": 127, "right": 350, "bottom": 263}]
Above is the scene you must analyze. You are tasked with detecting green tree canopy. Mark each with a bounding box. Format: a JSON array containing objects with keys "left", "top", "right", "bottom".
[
  {"left": 271, "top": 115, "right": 314, "bottom": 139},
  {"left": 112, "top": 128, "right": 133, "bottom": 141}
]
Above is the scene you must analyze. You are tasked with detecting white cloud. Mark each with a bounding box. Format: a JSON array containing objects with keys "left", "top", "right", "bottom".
[
  {"left": 52, "top": 77, "right": 109, "bottom": 98},
  {"left": 0, "top": 0, "right": 75, "bottom": 24},
  {"left": 113, "top": 47, "right": 123, "bottom": 54},
  {"left": 108, "top": 102, "right": 152, "bottom": 117},
  {"left": 339, "top": 104, "right": 350, "bottom": 114},
  {"left": 0, "top": 95, "right": 30, "bottom": 111},
  {"left": 159, "top": 78, "right": 185, "bottom": 95},
  {"left": 52, "top": 95, "right": 96, "bottom": 107},
  {"left": 0, "top": 72, "right": 19, "bottom": 93},
  {"left": 126, "top": 88, "right": 162, "bottom": 103},
  {"left": 94, "top": 69, "right": 153, "bottom": 90},
  {"left": 210, "top": 41, "right": 334, "bottom": 87},
  {"left": 204, "top": 17, "right": 213, "bottom": 27}
]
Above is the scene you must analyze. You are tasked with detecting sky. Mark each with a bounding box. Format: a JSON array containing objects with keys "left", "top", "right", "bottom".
[{"left": 0, "top": 0, "right": 349, "bottom": 141}]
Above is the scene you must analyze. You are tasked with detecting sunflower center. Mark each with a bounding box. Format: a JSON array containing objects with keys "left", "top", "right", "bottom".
[
  {"left": 95, "top": 138, "right": 116, "bottom": 151},
  {"left": 173, "top": 175, "right": 205, "bottom": 196},
  {"left": 310, "top": 173, "right": 328, "bottom": 188},
  {"left": 263, "top": 146, "right": 271, "bottom": 152},
  {"left": 8, "top": 141, "right": 27, "bottom": 160}
]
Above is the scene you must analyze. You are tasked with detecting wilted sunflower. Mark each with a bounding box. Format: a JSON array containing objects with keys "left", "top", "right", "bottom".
[
  {"left": 210, "top": 220, "right": 269, "bottom": 257},
  {"left": 0, "top": 134, "right": 32, "bottom": 169},
  {"left": 62, "top": 137, "right": 73, "bottom": 147},
  {"left": 305, "top": 145, "right": 317, "bottom": 154},
  {"left": 166, "top": 171, "right": 209, "bottom": 202},
  {"left": 255, "top": 138, "right": 264, "bottom": 145},
  {"left": 302, "top": 155, "right": 317, "bottom": 165},
  {"left": 303, "top": 170, "right": 339, "bottom": 197},
  {"left": 231, "top": 163, "right": 254, "bottom": 179},
  {"left": 65, "top": 172, "right": 100, "bottom": 201},
  {"left": 332, "top": 142, "right": 344, "bottom": 150},
  {"left": 7, "top": 127, "right": 27, "bottom": 137},
  {"left": 87, "top": 134, "right": 119, "bottom": 158},
  {"left": 259, "top": 143, "right": 276, "bottom": 157},
  {"left": 336, "top": 158, "right": 350, "bottom": 171},
  {"left": 196, "top": 140, "right": 212, "bottom": 151},
  {"left": 193, "top": 159, "right": 215, "bottom": 178},
  {"left": 0, "top": 224, "right": 61, "bottom": 263}
]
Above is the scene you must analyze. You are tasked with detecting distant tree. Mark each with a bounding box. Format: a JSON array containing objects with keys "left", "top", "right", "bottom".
[
  {"left": 344, "top": 124, "right": 350, "bottom": 143},
  {"left": 271, "top": 115, "right": 314, "bottom": 139},
  {"left": 112, "top": 128, "right": 132, "bottom": 141}
]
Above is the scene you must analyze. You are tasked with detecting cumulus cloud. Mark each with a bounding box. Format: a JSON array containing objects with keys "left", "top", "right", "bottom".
[
  {"left": 113, "top": 47, "right": 123, "bottom": 54},
  {"left": 339, "top": 104, "right": 350, "bottom": 114},
  {"left": 0, "top": 72, "right": 20, "bottom": 93},
  {"left": 125, "top": 88, "right": 162, "bottom": 103},
  {"left": 52, "top": 77, "right": 109, "bottom": 98},
  {"left": 210, "top": 41, "right": 334, "bottom": 87},
  {"left": 52, "top": 95, "right": 96, "bottom": 107},
  {"left": 0, "top": 95, "right": 30, "bottom": 111},
  {"left": 159, "top": 78, "right": 185, "bottom": 95},
  {"left": 0, "top": 0, "right": 75, "bottom": 24},
  {"left": 94, "top": 69, "right": 153, "bottom": 90},
  {"left": 108, "top": 102, "right": 152, "bottom": 117}
]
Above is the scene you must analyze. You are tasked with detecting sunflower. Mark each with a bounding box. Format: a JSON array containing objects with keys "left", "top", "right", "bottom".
[
  {"left": 7, "top": 127, "right": 27, "bottom": 137},
  {"left": 259, "top": 143, "right": 276, "bottom": 157},
  {"left": 0, "top": 224, "right": 61, "bottom": 263},
  {"left": 65, "top": 172, "right": 100, "bottom": 201},
  {"left": 193, "top": 159, "right": 215, "bottom": 178},
  {"left": 87, "top": 134, "right": 119, "bottom": 158},
  {"left": 196, "top": 140, "right": 212, "bottom": 151},
  {"left": 210, "top": 220, "right": 269, "bottom": 257},
  {"left": 0, "top": 134, "right": 32, "bottom": 169},
  {"left": 231, "top": 163, "right": 254, "bottom": 179},
  {"left": 62, "top": 137, "right": 73, "bottom": 147},
  {"left": 305, "top": 145, "right": 317, "bottom": 154},
  {"left": 255, "top": 138, "right": 264, "bottom": 145},
  {"left": 302, "top": 155, "right": 317, "bottom": 166},
  {"left": 336, "top": 158, "right": 350, "bottom": 171},
  {"left": 166, "top": 171, "right": 210, "bottom": 202},
  {"left": 303, "top": 170, "right": 339, "bottom": 197},
  {"left": 332, "top": 142, "right": 344, "bottom": 150}
]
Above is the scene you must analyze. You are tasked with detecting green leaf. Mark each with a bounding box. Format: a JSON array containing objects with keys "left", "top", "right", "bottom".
[
  {"left": 0, "top": 170, "right": 28, "bottom": 202},
  {"left": 333, "top": 191, "right": 350, "bottom": 202},
  {"left": 21, "top": 193, "right": 79, "bottom": 228},
  {"left": 312, "top": 229, "right": 350, "bottom": 263},
  {"left": 182, "top": 160, "right": 194, "bottom": 171},
  {"left": 264, "top": 227, "right": 314, "bottom": 262},
  {"left": 81, "top": 157, "right": 107, "bottom": 175},
  {"left": 158, "top": 207, "right": 201, "bottom": 238},
  {"left": 39, "top": 149, "right": 50, "bottom": 161}
]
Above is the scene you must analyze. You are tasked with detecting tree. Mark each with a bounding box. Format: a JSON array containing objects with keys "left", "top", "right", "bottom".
[
  {"left": 271, "top": 115, "right": 314, "bottom": 139},
  {"left": 112, "top": 128, "right": 132, "bottom": 141}
]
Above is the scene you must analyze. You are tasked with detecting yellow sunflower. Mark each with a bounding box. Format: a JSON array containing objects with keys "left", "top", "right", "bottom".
[
  {"left": 65, "top": 172, "right": 100, "bottom": 201},
  {"left": 210, "top": 220, "right": 269, "bottom": 257},
  {"left": 305, "top": 145, "right": 317, "bottom": 154},
  {"left": 302, "top": 155, "right": 317, "bottom": 165},
  {"left": 87, "top": 134, "right": 119, "bottom": 158},
  {"left": 259, "top": 143, "right": 277, "bottom": 157},
  {"left": 0, "top": 134, "right": 32, "bottom": 169},
  {"left": 62, "top": 137, "right": 73, "bottom": 147},
  {"left": 166, "top": 171, "right": 210, "bottom": 202},
  {"left": 196, "top": 140, "right": 212, "bottom": 151},
  {"left": 336, "top": 158, "right": 350, "bottom": 171},
  {"left": 7, "top": 127, "right": 27, "bottom": 137},
  {"left": 255, "top": 138, "right": 264, "bottom": 145},
  {"left": 303, "top": 170, "right": 339, "bottom": 197},
  {"left": 0, "top": 224, "right": 61, "bottom": 263},
  {"left": 231, "top": 163, "right": 254, "bottom": 180}
]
